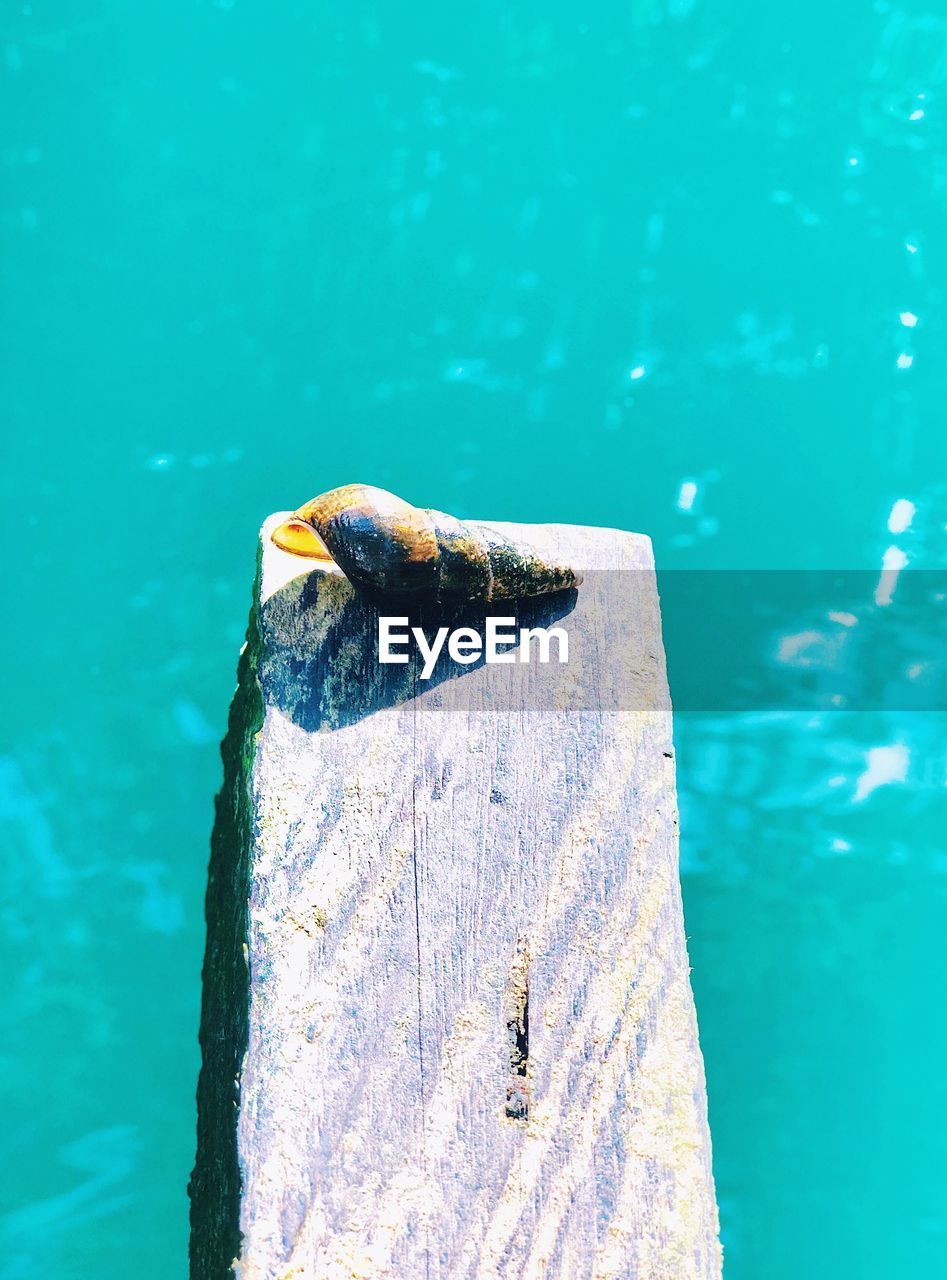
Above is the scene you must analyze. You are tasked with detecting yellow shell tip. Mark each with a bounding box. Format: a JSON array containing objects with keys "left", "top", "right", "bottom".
[{"left": 271, "top": 518, "right": 334, "bottom": 561}]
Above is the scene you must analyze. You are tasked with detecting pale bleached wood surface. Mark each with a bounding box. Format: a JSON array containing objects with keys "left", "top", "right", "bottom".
[{"left": 190, "top": 516, "right": 720, "bottom": 1280}]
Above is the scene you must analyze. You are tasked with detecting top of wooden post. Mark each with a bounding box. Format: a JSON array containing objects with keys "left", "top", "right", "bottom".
[{"left": 190, "top": 511, "right": 719, "bottom": 1280}]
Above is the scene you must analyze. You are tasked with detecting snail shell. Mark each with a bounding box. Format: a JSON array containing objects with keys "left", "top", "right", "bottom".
[{"left": 271, "top": 483, "right": 581, "bottom": 601}]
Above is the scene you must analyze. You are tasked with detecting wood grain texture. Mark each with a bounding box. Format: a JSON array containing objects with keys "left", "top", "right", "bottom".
[{"left": 190, "top": 515, "right": 720, "bottom": 1280}]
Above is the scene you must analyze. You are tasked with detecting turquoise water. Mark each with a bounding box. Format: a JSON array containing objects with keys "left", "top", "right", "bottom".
[{"left": 3, "top": 3, "right": 946, "bottom": 1276}]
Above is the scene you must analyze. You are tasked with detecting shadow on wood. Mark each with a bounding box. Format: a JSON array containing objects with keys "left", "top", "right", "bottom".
[{"left": 259, "top": 572, "right": 578, "bottom": 731}]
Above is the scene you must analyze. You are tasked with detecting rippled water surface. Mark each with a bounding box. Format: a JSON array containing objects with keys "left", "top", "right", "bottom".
[{"left": 3, "top": 3, "right": 946, "bottom": 1276}]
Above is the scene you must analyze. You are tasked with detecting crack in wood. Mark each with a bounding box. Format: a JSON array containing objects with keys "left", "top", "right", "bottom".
[{"left": 504, "top": 937, "right": 530, "bottom": 1122}]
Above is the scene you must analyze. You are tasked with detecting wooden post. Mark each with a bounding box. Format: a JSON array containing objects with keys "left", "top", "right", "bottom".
[{"left": 190, "top": 514, "right": 720, "bottom": 1280}]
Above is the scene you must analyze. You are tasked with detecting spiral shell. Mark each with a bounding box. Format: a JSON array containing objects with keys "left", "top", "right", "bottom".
[{"left": 271, "top": 484, "right": 581, "bottom": 601}]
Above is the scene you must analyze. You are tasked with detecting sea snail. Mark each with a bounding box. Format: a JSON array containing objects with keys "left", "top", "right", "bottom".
[{"left": 271, "top": 484, "right": 582, "bottom": 601}]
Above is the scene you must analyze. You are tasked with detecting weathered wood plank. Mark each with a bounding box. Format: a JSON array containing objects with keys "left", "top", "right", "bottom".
[{"left": 190, "top": 515, "right": 720, "bottom": 1280}]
